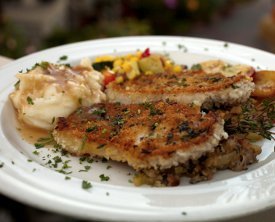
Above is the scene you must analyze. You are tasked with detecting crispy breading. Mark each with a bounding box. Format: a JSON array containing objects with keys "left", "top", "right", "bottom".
[
  {"left": 53, "top": 101, "right": 227, "bottom": 170},
  {"left": 106, "top": 65, "right": 255, "bottom": 107}
]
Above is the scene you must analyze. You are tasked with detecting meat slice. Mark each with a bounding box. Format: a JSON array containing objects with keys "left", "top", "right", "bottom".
[
  {"left": 53, "top": 101, "right": 227, "bottom": 170},
  {"left": 106, "top": 62, "right": 255, "bottom": 108}
]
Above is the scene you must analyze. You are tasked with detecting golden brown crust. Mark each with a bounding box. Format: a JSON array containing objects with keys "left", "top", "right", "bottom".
[
  {"left": 54, "top": 101, "right": 223, "bottom": 167},
  {"left": 107, "top": 70, "right": 247, "bottom": 95}
]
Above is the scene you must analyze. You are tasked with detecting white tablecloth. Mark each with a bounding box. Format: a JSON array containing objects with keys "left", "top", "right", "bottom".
[{"left": 0, "top": 56, "right": 274, "bottom": 221}]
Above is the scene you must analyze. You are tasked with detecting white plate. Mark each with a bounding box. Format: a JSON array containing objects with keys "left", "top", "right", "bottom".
[{"left": 0, "top": 36, "right": 274, "bottom": 222}]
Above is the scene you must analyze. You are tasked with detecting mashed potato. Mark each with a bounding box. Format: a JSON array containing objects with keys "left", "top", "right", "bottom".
[{"left": 10, "top": 58, "right": 106, "bottom": 130}]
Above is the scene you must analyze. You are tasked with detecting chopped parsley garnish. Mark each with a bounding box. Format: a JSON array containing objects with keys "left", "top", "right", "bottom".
[
  {"left": 86, "top": 125, "right": 98, "bottom": 133},
  {"left": 35, "top": 134, "right": 61, "bottom": 149},
  {"left": 34, "top": 143, "right": 44, "bottom": 149},
  {"left": 191, "top": 64, "right": 202, "bottom": 71},
  {"left": 106, "top": 165, "right": 112, "bottom": 169},
  {"left": 32, "top": 150, "right": 40, "bottom": 155},
  {"left": 27, "top": 96, "right": 34, "bottom": 105},
  {"left": 0, "top": 162, "right": 4, "bottom": 168},
  {"left": 92, "top": 108, "right": 106, "bottom": 116},
  {"left": 224, "top": 42, "right": 229, "bottom": 47},
  {"left": 65, "top": 176, "right": 71, "bottom": 180},
  {"left": 40, "top": 61, "right": 50, "bottom": 69},
  {"left": 59, "top": 55, "right": 68, "bottom": 61},
  {"left": 112, "top": 115, "right": 125, "bottom": 126},
  {"left": 82, "top": 180, "right": 92, "bottom": 189},
  {"left": 142, "top": 102, "right": 163, "bottom": 116},
  {"left": 27, "top": 159, "right": 33, "bottom": 162},
  {"left": 181, "top": 212, "right": 187, "bottom": 215},
  {"left": 177, "top": 44, "right": 188, "bottom": 52},
  {"left": 99, "top": 174, "right": 110, "bottom": 181},
  {"left": 79, "top": 165, "right": 91, "bottom": 172}
]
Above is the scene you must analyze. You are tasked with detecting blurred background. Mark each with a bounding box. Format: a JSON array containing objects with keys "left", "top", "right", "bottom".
[
  {"left": 0, "top": 0, "right": 275, "bottom": 59},
  {"left": 1, "top": 0, "right": 275, "bottom": 222}
]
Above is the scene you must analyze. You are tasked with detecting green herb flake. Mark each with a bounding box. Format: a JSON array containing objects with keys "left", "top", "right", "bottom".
[
  {"left": 177, "top": 44, "right": 188, "bottom": 52},
  {"left": 65, "top": 176, "right": 71, "bottom": 180},
  {"left": 32, "top": 150, "right": 40, "bottom": 155},
  {"left": 79, "top": 165, "right": 91, "bottom": 172},
  {"left": 111, "top": 116, "right": 125, "bottom": 126},
  {"left": 92, "top": 108, "right": 106, "bottom": 116},
  {"left": 224, "top": 42, "right": 229, "bottom": 48},
  {"left": 106, "top": 165, "right": 112, "bottom": 170},
  {"left": 34, "top": 143, "right": 44, "bottom": 149},
  {"left": 191, "top": 64, "right": 202, "bottom": 71},
  {"left": 86, "top": 125, "right": 98, "bottom": 133},
  {"left": 59, "top": 55, "right": 68, "bottom": 61},
  {"left": 27, "top": 159, "right": 33, "bottom": 162},
  {"left": 82, "top": 180, "right": 92, "bottom": 189},
  {"left": 99, "top": 174, "right": 110, "bottom": 181},
  {"left": 181, "top": 211, "right": 187, "bottom": 215},
  {"left": 27, "top": 96, "right": 34, "bottom": 105},
  {"left": 0, "top": 162, "right": 4, "bottom": 168},
  {"left": 106, "top": 192, "right": 110, "bottom": 196},
  {"left": 40, "top": 61, "right": 50, "bottom": 69}
]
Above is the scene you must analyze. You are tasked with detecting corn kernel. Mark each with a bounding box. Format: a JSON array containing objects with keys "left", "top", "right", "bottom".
[
  {"left": 145, "top": 70, "right": 154, "bottom": 75},
  {"left": 136, "top": 50, "right": 142, "bottom": 58},
  {"left": 115, "top": 76, "right": 124, "bottom": 83},
  {"left": 173, "top": 65, "right": 182, "bottom": 72},
  {"left": 113, "top": 66, "right": 124, "bottom": 74},
  {"left": 94, "top": 55, "right": 115, "bottom": 63},
  {"left": 113, "top": 59, "right": 123, "bottom": 67},
  {"left": 122, "top": 62, "right": 132, "bottom": 73},
  {"left": 130, "top": 57, "right": 139, "bottom": 62}
]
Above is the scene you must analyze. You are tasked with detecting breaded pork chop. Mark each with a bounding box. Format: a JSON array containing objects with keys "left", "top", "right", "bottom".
[
  {"left": 53, "top": 101, "right": 227, "bottom": 170},
  {"left": 106, "top": 62, "right": 255, "bottom": 108}
]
